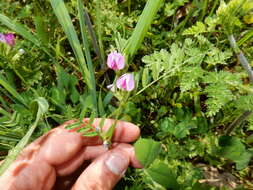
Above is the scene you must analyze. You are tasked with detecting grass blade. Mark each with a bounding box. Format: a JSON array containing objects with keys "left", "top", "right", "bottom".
[
  {"left": 124, "top": 0, "right": 163, "bottom": 60},
  {"left": 0, "top": 73, "right": 27, "bottom": 107},
  {"left": 77, "top": 0, "right": 97, "bottom": 114},
  {"left": 50, "top": 0, "right": 89, "bottom": 81},
  {"left": 50, "top": 0, "right": 97, "bottom": 112}
]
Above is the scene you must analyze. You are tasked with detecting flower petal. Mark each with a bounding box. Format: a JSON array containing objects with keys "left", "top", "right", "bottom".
[
  {"left": 116, "top": 73, "right": 135, "bottom": 91},
  {"left": 107, "top": 51, "right": 125, "bottom": 71}
]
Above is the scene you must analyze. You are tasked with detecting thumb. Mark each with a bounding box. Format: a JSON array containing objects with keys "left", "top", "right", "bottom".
[{"left": 71, "top": 143, "right": 141, "bottom": 190}]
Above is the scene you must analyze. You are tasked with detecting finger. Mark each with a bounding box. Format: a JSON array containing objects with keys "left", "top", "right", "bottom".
[
  {"left": 37, "top": 128, "right": 84, "bottom": 165},
  {"left": 55, "top": 145, "right": 107, "bottom": 176},
  {"left": 56, "top": 143, "right": 131, "bottom": 176},
  {"left": 0, "top": 128, "right": 84, "bottom": 190},
  {"left": 71, "top": 144, "right": 142, "bottom": 190},
  {"left": 0, "top": 160, "right": 55, "bottom": 190},
  {"left": 1, "top": 119, "right": 140, "bottom": 190},
  {"left": 61, "top": 118, "right": 140, "bottom": 146},
  {"left": 91, "top": 118, "right": 140, "bottom": 143}
]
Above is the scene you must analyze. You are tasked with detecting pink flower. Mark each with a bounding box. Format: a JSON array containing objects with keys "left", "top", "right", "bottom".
[
  {"left": 107, "top": 51, "right": 125, "bottom": 70},
  {"left": 0, "top": 33, "right": 15, "bottom": 46},
  {"left": 116, "top": 73, "right": 135, "bottom": 91},
  {"left": 4, "top": 33, "right": 15, "bottom": 46}
]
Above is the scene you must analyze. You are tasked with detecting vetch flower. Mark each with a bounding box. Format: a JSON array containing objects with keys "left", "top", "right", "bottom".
[
  {"left": 4, "top": 33, "right": 15, "bottom": 46},
  {"left": 116, "top": 73, "right": 135, "bottom": 91},
  {"left": 0, "top": 33, "right": 15, "bottom": 46},
  {"left": 107, "top": 51, "right": 125, "bottom": 70}
]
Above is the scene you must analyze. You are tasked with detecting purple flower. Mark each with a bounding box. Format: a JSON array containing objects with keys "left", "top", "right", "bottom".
[
  {"left": 0, "top": 33, "right": 15, "bottom": 46},
  {"left": 107, "top": 51, "right": 125, "bottom": 70},
  {"left": 116, "top": 73, "right": 135, "bottom": 91},
  {"left": 4, "top": 33, "right": 15, "bottom": 46}
]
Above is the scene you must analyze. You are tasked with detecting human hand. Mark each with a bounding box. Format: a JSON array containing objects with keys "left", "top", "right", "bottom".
[{"left": 0, "top": 118, "right": 142, "bottom": 190}]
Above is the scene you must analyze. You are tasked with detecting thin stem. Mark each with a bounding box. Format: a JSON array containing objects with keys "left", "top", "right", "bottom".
[
  {"left": 225, "top": 110, "right": 252, "bottom": 135},
  {"left": 95, "top": 0, "right": 105, "bottom": 66},
  {"left": 228, "top": 34, "right": 253, "bottom": 84},
  {"left": 209, "top": 0, "right": 219, "bottom": 16},
  {"left": 200, "top": 0, "right": 208, "bottom": 21},
  {"left": 226, "top": 34, "right": 253, "bottom": 135},
  {"left": 49, "top": 44, "right": 81, "bottom": 72},
  {"left": 83, "top": 9, "right": 105, "bottom": 69},
  {"left": 128, "top": 0, "right": 131, "bottom": 15},
  {"left": 173, "top": 1, "right": 196, "bottom": 33}
]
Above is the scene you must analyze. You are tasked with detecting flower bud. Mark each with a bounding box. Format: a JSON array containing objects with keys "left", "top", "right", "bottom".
[
  {"left": 18, "top": 49, "right": 25, "bottom": 55},
  {"left": 107, "top": 84, "right": 116, "bottom": 92}
]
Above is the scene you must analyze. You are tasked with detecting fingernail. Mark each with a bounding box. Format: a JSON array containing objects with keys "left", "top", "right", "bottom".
[{"left": 105, "top": 152, "right": 128, "bottom": 175}]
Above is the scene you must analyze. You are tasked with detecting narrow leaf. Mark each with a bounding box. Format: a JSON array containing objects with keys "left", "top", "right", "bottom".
[
  {"left": 0, "top": 73, "right": 27, "bottom": 107},
  {"left": 77, "top": 0, "right": 97, "bottom": 111},
  {"left": 0, "top": 97, "right": 48, "bottom": 176},
  {"left": 50, "top": 0, "right": 91, "bottom": 88},
  {"left": 124, "top": 0, "right": 163, "bottom": 59}
]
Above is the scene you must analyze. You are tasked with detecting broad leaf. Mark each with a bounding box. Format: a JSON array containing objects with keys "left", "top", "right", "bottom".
[
  {"left": 146, "top": 161, "right": 179, "bottom": 189},
  {"left": 134, "top": 138, "right": 161, "bottom": 168},
  {"left": 219, "top": 136, "right": 252, "bottom": 170}
]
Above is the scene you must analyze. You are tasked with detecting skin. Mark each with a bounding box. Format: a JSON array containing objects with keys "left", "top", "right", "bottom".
[{"left": 0, "top": 118, "right": 142, "bottom": 190}]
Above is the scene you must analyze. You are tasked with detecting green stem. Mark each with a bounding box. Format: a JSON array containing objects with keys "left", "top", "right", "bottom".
[
  {"left": 200, "top": 0, "right": 208, "bottom": 21},
  {"left": 128, "top": 0, "right": 131, "bottom": 15},
  {"left": 173, "top": 5, "right": 195, "bottom": 34},
  {"left": 209, "top": 0, "right": 219, "bottom": 16}
]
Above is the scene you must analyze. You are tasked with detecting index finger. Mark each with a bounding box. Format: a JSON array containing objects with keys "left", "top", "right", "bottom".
[{"left": 60, "top": 118, "right": 140, "bottom": 146}]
